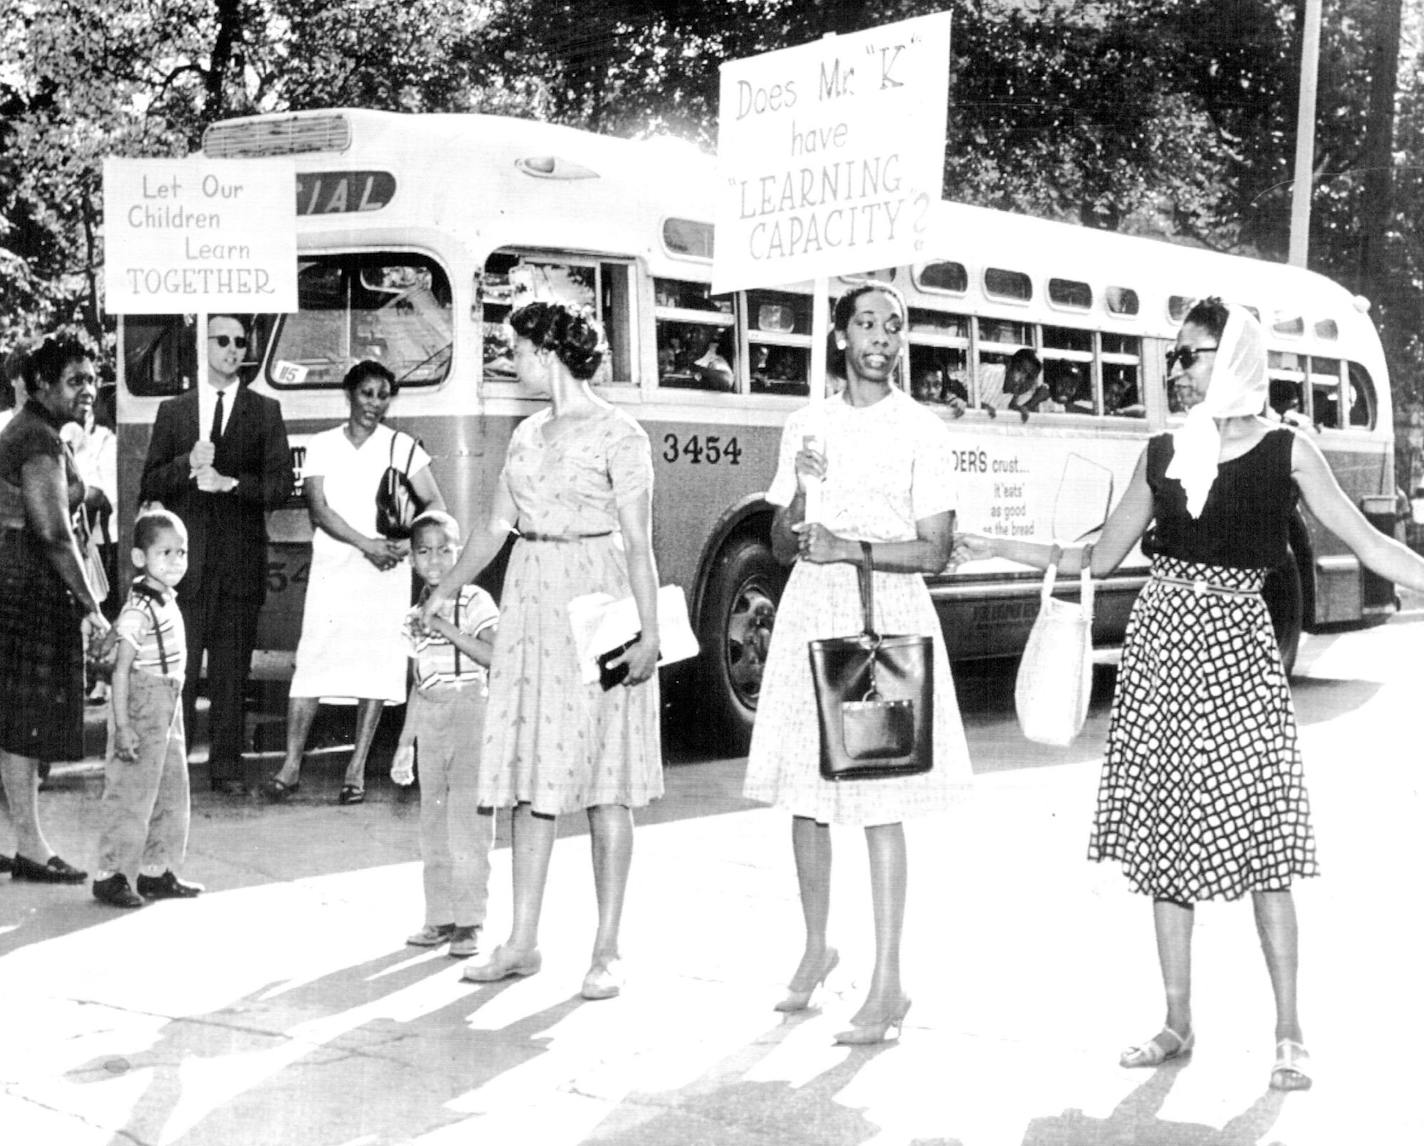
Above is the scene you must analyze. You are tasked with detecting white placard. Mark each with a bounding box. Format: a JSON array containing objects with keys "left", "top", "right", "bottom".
[
  {"left": 102, "top": 156, "right": 297, "bottom": 314},
  {"left": 713, "top": 12, "right": 951, "bottom": 294}
]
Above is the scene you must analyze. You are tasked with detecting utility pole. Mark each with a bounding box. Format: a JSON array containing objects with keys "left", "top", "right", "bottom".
[{"left": 1288, "top": 0, "right": 1322, "bottom": 268}]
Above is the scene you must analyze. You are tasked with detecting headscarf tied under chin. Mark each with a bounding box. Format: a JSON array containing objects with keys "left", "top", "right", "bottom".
[{"left": 1164, "top": 303, "right": 1269, "bottom": 518}]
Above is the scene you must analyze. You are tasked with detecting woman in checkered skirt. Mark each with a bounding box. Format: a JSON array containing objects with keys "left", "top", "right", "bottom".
[
  {"left": 962, "top": 298, "right": 1424, "bottom": 1092},
  {"left": 0, "top": 334, "right": 110, "bottom": 884}
]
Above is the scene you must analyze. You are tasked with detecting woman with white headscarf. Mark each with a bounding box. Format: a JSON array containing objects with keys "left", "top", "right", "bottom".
[{"left": 960, "top": 297, "right": 1424, "bottom": 1091}]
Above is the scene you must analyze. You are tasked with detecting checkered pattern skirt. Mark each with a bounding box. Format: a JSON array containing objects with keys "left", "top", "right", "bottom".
[
  {"left": 0, "top": 526, "right": 86, "bottom": 762},
  {"left": 1088, "top": 555, "right": 1318, "bottom": 901}
]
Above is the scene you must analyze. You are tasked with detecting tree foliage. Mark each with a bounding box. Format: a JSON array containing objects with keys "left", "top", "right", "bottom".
[{"left": 3, "top": 0, "right": 1422, "bottom": 427}]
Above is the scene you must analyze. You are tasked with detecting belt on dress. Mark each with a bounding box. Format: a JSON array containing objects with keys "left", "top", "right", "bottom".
[
  {"left": 1154, "top": 574, "right": 1261, "bottom": 599},
  {"left": 518, "top": 530, "right": 614, "bottom": 543}
]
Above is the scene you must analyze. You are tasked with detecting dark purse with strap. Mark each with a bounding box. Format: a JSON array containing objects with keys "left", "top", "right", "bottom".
[
  {"left": 375, "top": 432, "right": 425, "bottom": 540},
  {"left": 808, "top": 542, "right": 934, "bottom": 781}
]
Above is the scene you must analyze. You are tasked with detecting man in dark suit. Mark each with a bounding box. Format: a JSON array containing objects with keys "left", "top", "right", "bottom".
[{"left": 140, "top": 315, "right": 293, "bottom": 796}]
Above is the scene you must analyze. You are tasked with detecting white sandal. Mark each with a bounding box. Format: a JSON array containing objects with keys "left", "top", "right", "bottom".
[
  {"left": 1270, "top": 1038, "right": 1313, "bottom": 1091},
  {"left": 1120, "top": 1026, "right": 1194, "bottom": 1068}
]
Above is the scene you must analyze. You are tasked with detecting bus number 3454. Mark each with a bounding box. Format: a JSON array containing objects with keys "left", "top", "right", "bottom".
[{"left": 662, "top": 433, "right": 743, "bottom": 465}]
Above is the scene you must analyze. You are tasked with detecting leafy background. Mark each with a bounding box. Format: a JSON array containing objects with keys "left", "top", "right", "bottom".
[{"left": 4, "top": 0, "right": 1421, "bottom": 478}]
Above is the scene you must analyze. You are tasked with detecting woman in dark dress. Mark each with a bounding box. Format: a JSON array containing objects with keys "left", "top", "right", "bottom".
[
  {"left": 963, "top": 298, "right": 1424, "bottom": 1091},
  {"left": 0, "top": 334, "right": 109, "bottom": 882}
]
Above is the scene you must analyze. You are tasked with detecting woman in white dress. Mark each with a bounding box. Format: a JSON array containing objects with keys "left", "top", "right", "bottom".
[
  {"left": 743, "top": 283, "right": 972, "bottom": 1044},
  {"left": 260, "top": 360, "right": 444, "bottom": 805}
]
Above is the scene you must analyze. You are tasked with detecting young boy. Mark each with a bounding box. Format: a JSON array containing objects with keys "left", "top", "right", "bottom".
[
  {"left": 92, "top": 511, "right": 204, "bottom": 908},
  {"left": 393, "top": 511, "right": 499, "bottom": 957}
]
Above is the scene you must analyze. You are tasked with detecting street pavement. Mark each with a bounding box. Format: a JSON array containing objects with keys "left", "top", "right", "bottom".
[{"left": 2, "top": 615, "right": 1421, "bottom": 1146}]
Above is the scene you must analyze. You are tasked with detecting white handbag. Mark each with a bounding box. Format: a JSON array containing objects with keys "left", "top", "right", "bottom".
[
  {"left": 1014, "top": 545, "right": 1094, "bottom": 747},
  {"left": 566, "top": 584, "right": 700, "bottom": 686}
]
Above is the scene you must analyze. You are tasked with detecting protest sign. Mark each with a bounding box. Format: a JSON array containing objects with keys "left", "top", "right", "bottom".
[
  {"left": 713, "top": 12, "right": 951, "bottom": 294},
  {"left": 102, "top": 157, "right": 297, "bottom": 314}
]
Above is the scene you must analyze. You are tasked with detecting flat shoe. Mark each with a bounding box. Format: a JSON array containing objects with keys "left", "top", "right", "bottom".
[
  {"left": 462, "top": 945, "right": 541, "bottom": 982},
  {"left": 337, "top": 785, "right": 365, "bottom": 806},
  {"left": 136, "top": 870, "right": 204, "bottom": 899},
  {"left": 448, "top": 927, "right": 482, "bottom": 959},
  {"left": 258, "top": 777, "right": 299, "bottom": 803},
  {"left": 12, "top": 853, "right": 87, "bottom": 884},
  {"left": 407, "top": 923, "right": 455, "bottom": 947},
  {"left": 1270, "top": 1038, "right": 1313, "bottom": 1091},
  {"left": 581, "top": 959, "right": 623, "bottom": 1000},
  {"left": 1120, "top": 1026, "right": 1194, "bottom": 1068},
  {"left": 92, "top": 873, "right": 145, "bottom": 908}
]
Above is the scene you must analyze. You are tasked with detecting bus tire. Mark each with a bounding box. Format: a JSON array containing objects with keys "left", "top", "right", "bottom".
[
  {"left": 698, "top": 535, "right": 786, "bottom": 752},
  {"left": 1264, "top": 552, "right": 1303, "bottom": 676}
]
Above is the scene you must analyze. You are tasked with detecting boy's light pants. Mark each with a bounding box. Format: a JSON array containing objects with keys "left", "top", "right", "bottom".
[
  {"left": 415, "top": 684, "right": 494, "bottom": 928},
  {"left": 98, "top": 671, "right": 189, "bottom": 877}
]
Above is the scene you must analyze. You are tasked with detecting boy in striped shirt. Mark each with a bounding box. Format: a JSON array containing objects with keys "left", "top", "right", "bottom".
[
  {"left": 93, "top": 511, "right": 203, "bottom": 908},
  {"left": 392, "top": 511, "right": 499, "bottom": 958}
]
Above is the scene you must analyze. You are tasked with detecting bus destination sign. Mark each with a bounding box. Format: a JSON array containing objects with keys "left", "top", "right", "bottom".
[{"left": 296, "top": 170, "right": 396, "bottom": 216}]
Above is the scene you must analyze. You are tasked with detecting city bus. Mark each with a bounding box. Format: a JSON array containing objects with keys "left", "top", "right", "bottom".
[{"left": 116, "top": 108, "right": 1401, "bottom": 749}]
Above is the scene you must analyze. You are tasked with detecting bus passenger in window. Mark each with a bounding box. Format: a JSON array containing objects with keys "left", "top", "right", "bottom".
[
  {"left": 1268, "top": 379, "right": 1308, "bottom": 428},
  {"left": 978, "top": 348, "right": 1044, "bottom": 420},
  {"left": 686, "top": 326, "right": 734, "bottom": 391},
  {"left": 959, "top": 297, "right": 1424, "bottom": 1092},
  {"left": 745, "top": 281, "right": 973, "bottom": 1045},
  {"left": 911, "top": 365, "right": 966, "bottom": 417},
  {"left": 1105, "top": 373, "right": 1146, "bottom": 418},
  {"left": 423, "top": 301, "right": 661, "bottom": 1001},
  {"left": 1039, "top": 369, "right": 1087, "bottom": 414}
]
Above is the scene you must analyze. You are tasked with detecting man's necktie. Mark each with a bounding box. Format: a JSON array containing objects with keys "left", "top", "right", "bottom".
[{"left": 210, "top": 389, "right": 225, "bottom": 445}]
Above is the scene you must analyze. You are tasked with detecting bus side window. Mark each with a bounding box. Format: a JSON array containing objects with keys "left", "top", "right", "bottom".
[
  {"left": 1267, "top": 352, "right": 1307, "bottom": 426},
  {"left": 653, "top": 278, "right": 735, "bottom": 392},
  {"left": 1101, "top": 333, "right": 1144, "bottom": 417},
  {"left": 479, "top": 252, "right": 634, "bottom": 386},
  {"left": 1310, "top": 356, "right": 1342, "bottom": 429},
  {"left": 1347, "top": 361, "right": 1376, "bottom": 429},
  {"left": 1041, "top": 325, "right": 1092, "bottom": 414},
  {"left": 907, "top": 308, "right": 969, "bottom": 406},
  {"left": 747, "top": 289, "right": 812, "bottom": 397}
]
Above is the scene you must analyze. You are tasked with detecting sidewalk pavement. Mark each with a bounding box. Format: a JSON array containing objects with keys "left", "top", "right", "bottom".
[{"left": 3, "top": 625, "right": 1422, "bottom": 1146}]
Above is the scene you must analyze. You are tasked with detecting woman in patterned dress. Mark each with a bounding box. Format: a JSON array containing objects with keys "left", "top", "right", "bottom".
[
  {"left": 962, "top": 298, "right": 1424, "bottom": 1090},
  {"left": 0, "top": 334, "right": 108, "bottom": 883},
  {"left": 422, "top": 301, "right": 661, "bottom": 1000},
  {"left": 743, "top": 282, "right": 973, "bottom": 1045}
]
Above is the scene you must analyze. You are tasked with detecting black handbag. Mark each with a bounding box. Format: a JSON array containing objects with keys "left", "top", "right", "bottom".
[
  {"left": 375, "top": 432, "right": 424, "bottom": 539},
  {"left": 808, "top": 542, "right": 934, "bottom": 781}
]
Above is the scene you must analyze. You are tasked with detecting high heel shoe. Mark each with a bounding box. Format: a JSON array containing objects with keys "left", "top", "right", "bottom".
[
  {"left": 833, "top": 997, "right": 911, "bottom": 1045},
  {"left": 1269, "top": 1038, "right": 1312, "bottom": 1091},
  {"left": 774, "top": 948, "right": 840, "bottom": 1013}
]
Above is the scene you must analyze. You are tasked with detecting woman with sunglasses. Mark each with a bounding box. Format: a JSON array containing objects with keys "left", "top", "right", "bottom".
[{"left": 960, "top": 297, "right": 1424, "bottom": 1091}]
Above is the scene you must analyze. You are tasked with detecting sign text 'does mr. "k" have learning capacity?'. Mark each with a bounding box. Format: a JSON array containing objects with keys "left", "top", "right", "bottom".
[{"left": 712, "top": 12, "right": 951, "bottom": 294}]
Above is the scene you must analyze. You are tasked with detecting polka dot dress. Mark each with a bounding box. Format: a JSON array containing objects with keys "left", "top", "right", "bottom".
[{"left": 1088, "top": 556, "right": 1318, "bottom": 901}]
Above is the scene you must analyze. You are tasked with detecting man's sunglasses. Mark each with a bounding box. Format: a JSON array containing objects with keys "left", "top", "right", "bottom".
[
  {"left": 209, "top": 335, "right": 248, "bottom": 349},
  {"left": 1165, "top": 345, "right": 1218, "bottom": 372}
]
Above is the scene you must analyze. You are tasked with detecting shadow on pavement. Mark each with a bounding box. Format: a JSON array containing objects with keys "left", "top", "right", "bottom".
[
  {"left": 1021, "top": 1064, "right": 1286, "bottom": 1146},
  {"left": 66, "top": 947, "right": 586, "bottom": 1146}
]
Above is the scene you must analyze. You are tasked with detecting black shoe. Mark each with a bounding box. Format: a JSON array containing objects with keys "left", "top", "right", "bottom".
[
  {"left": 136, "top": 870, "right": 204, "bottom": 899},
  {"left": 0, "top": 855, "right": 10, "bottom": 874},
  {"left": 337, "top": 785, "right": 365, "bottom": 805},
  {"left": 211, "top": 779, "right": 249, "bottom": 797},
  {"left": 12, "top": 853, "right": 87, "bottom": 883},
  {"left": 93, "top": 873, "right": 145, "bottom": 908}
]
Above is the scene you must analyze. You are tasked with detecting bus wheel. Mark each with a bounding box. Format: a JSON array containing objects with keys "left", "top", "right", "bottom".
[
  {"left": 699, "top": 536, "right": 785, "bottom": 752},
  {"left": 1264, "top": 553, "right": 1303, "bottom": 676}
]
